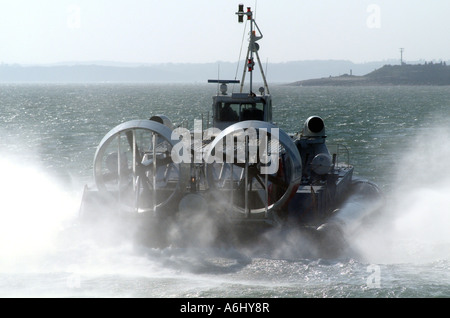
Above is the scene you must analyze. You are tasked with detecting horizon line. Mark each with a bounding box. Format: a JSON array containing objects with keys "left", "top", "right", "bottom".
[{"left": 3, "top": 58, "right": 450, "bottom": 68}]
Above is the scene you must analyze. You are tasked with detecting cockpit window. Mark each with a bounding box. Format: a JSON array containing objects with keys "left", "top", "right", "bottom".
[
  {"left": 216, "top": 102, "right": 264, "bottom": 122},
  {"left": 240, "top": 103, "right": 264, "bottom": 121},
  {"left": 217, "top": 103, "right": 239, "bottom": 121}
]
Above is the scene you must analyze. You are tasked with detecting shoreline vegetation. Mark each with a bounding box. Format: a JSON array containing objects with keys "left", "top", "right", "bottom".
[{"left": 288, "top": 62, "right": 450, "bottom": 86}]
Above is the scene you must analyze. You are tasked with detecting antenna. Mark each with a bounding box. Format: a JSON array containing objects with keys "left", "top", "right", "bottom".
[
  {"left": 236, "top": 4, "right": 245, "bottom": 23},
  {"left": 400, "top": 48, "right": 404, "bottom": 65},
  {"left": 235, "top": 4, "right": 269, "bottom": 95}
]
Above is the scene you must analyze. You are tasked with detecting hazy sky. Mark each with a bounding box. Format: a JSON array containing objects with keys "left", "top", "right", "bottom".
[{"left": 1, "top": 0, "right": 449, "bottom": 65}]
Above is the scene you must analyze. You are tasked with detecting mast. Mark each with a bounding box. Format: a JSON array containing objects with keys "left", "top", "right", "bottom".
[{"left": 236, "top": 4, "right": 270, "bottom": 95}]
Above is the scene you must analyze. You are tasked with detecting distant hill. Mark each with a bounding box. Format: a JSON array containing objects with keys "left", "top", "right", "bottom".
[
  {"left": 2, "top": 60, "right": 449, "bottom": 84},
  {"left": 289, "top": 62, "right": 450, "bottom": 86},
  {"left": 0, "top": 60, "right": 397, "bottom": 83},
  {"left": 0, "top": 64, "right": 181, "bottom": 83}
]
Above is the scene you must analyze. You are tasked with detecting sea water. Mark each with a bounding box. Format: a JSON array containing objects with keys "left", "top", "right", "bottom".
[{"left": 0, "top": 83, "right": 449, "bottom": 298}]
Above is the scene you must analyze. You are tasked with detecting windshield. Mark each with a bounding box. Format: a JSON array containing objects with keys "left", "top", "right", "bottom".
[{"left": 216, "top": 102, "right": 264, "bottom": 122}]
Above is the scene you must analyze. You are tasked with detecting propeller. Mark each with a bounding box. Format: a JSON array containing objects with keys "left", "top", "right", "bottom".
[{"left": 93, "top": 120, "right": 180, "bottom": 213}]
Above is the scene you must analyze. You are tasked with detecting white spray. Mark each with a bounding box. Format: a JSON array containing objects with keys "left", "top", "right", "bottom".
[
  {"left": 353, "top": 126, "right": 450, "bottom": 264},
  {"left": 0, "top": 156, "right": 78, "bottom": 268}
]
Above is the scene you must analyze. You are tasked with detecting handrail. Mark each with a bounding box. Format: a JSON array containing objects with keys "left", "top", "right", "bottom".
[{"left": 327, "top": 143, "right": 351, "bottom": 167}]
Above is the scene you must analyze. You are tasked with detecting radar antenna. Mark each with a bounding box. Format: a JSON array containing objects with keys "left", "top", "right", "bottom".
[{"left": 236, "top": 4, "right": 270, "bottom": 95}]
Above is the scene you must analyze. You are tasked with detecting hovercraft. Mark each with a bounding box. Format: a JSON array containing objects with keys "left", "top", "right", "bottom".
[{"left": 79, "top": 5, "right": 383, "bottom": 257}]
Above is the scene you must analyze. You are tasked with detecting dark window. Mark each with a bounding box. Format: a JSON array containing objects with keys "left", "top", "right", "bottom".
[
  {"left": 241, "top": 103, "right": 264, "bottom": 121},
  {"left": 217, "top": 103, "right": 239, "bottom": 121}
]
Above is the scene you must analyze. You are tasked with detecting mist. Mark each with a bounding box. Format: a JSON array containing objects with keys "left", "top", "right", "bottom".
[
  {"left": 1, "top": 122, "right": 449, "bottom": 298},
  {"left": 2, "top": 125, "right": 449, "bottom": 269},
  {"left": 0, "top": 155, "right": 78, "bottom": 270},
  {"left": 352, "top": 125, "right": 450, "bottom": 264}
]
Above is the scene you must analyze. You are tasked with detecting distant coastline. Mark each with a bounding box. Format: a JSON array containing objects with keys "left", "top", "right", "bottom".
[
  {"left": 1, "top": 60, "right": 385, "bottom": 84},
  {"left": 1, "top": 60, "right": 450, "bottom": 84},
  {"left": 289, "top": 62, "right": 450, "bottom": 86}
]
